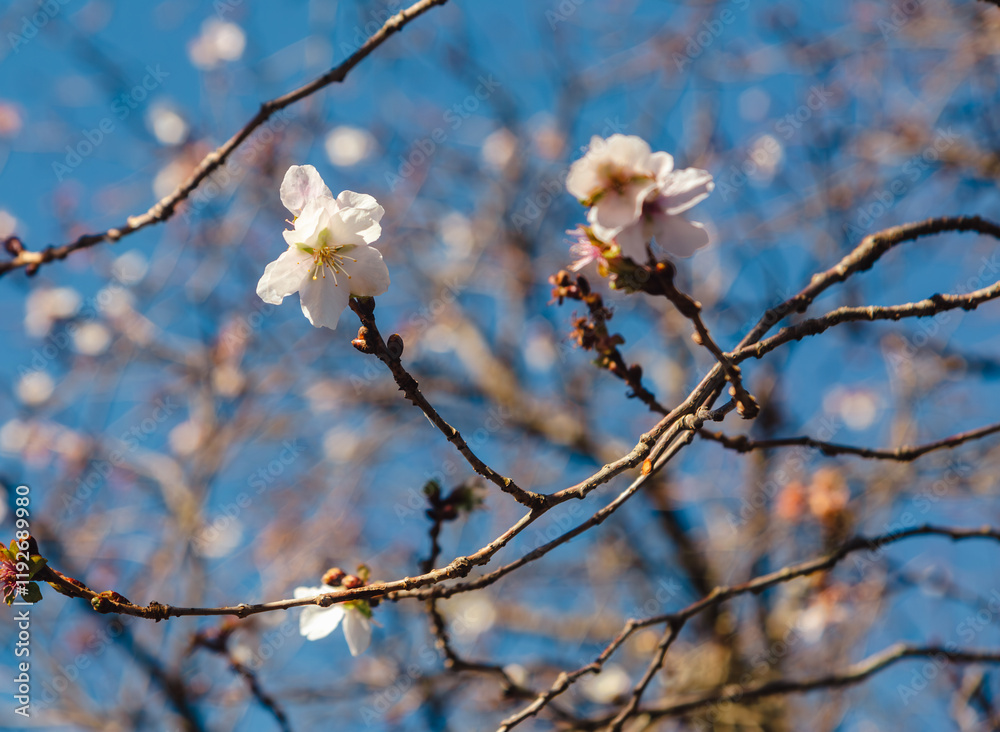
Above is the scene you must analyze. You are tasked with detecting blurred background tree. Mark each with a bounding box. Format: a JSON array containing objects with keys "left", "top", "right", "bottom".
[{"left": 1, "top": 0, "right": 1000, "bottom": 730}]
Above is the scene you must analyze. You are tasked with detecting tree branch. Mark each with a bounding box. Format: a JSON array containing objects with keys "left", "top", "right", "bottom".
[
  {"left": 699, "top": 419, "right": 1000, "bottom": 461},
  {"left": 0, "top": 0, "right": 450, "bottom": 277}
]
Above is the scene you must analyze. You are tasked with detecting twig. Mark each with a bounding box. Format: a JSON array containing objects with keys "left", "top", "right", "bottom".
[
  {"left": 349, "top": 297, "right": 546, "bottom": 509},
  {"left": 404, "top": 429, "right": 698, "bottom": 603},
  {"left": 730, "top": 279, "right": 1000, "bottom": 365},
  {"left": 191, "top": 624, "right": 292, "bottom": 732},
  {"left": 607, "top": 621, "right": 682, "bottom": 731},
  {"left": 699, "top": 420, "right": 1000, "bottom": 461},
  {"left": 645, "top": 259, "right": 759, "bottom": 418},
  {"left": 0, "top": 0, "right": 451, "bottom": 277},
  {"left": 632, "top": 644, "right": 1000, "bottom": 721},
  {"left": 495, "top": 524, "right": 1000, "bottom": 729}
]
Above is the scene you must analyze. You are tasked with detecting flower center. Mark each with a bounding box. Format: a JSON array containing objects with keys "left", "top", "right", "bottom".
[{"left": 302, "top": 228, "right": 357, "bottom": 286}]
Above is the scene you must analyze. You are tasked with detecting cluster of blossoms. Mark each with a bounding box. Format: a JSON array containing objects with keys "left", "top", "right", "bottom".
[
  {"left": 257, "top": 165, "right": 389, "bottom": 330},
  {"left": 565, "top": 134, "right": 714, "bottom": 273},
  {"left": 294, "top": 567, "right": 374, "bottom": 655}
]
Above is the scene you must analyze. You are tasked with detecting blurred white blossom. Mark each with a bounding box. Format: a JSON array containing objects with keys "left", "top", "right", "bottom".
[
  {"left": 188, "top": 20, "right": 246, "bottom": 69},
  {"left": 72, "top": 322, "right": 112, "bottom": 355},
  {"left": 147, "top": 103, "right": 189, "bottom": 146},
  {"left": 17, "top": 372, "right": 55, "bottom": 406},
  {"left": 324, "top": 126, "right": 376, "bottom": 167},
  {"left": 25, "top": 287, "right": 80, "bottom": 338}
]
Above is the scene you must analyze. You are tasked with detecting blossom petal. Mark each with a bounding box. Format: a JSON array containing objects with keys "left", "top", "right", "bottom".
[
  {"left": 614, "top": 222, "right": 650, "bottom": 262},
  {"left": 337, "top": 191, "right": 384, "bottom": 224},
  {"left": 650, "top": 214, "right": 710, "bottom": 258},
  {"left": 658, "top": 168, "right": 714, "bottom": 215},
  {"left": 299, "top": 271, "right": 353, "bottom": 329},
  {"left": 586, "top": 211, "right": 621, "bottom": 245},
  {"left": 603, "top": 133, "right": 653, "bottom": 169},
  {"left": 342, "top": 608, "right": 372, "bottom": 656},
  {"left": 343, "top": 244, "right": 390, "bottom": 297},
  {"left": 591, "top": 179, "right": 655, "bottom": 229},
  {"left": 647, "top": 151, "right": 675, "bottom": 180},
  {"left": 300, "top": 604, "right": 345, "bottom": 641},
  {"left": 565, "top": 137, "right": 607, "bottom": 200},
  {"left": 280, "top": 165, "right": 333, "bottom": 216},
  {"left": 256, "top": 248, "right": 311, "bottom": 304},
  {"left": 567, "top": 135, "right": 654, "bottom": 202},
  {"left": 328, "top": 207, "right": 380, "bottom": 247},
  {"left": 293, "top": 585, "right": 328, "bottom": 599}
]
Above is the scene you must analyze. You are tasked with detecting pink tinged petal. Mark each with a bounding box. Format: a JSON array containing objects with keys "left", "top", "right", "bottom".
[
  {"left": 603, "top": 134, "right": 652, "bottom": 170},
  {"left": 586, "top": 210, "right": 621, "bottom": 244},
  {"left": 326, "top": 207, "right": 378, "bottom": 247},
  {"left": 342, "top": 608, "right": 372, "bottom": 656},
  {"left": 342, "top": 244, "right": 390, "bottom": 297},
  {"left": 615, "top": 221, "right": 651, "bottom": 262},
  {"left": 256, "top": 248, "right": 312, "bottom": 304},
  {"left": 647, "top": 151, "right": 675, "bottom": 181},
  {"left": 298, "top": 271, "right": 353, "bottom": 329},
  {"left": 591, "top": 179, "right": 656, "bottom": 229},
  {"left": 650, "top": 214, "right": 710, "bottom": 258},
  {"left": 566, "top": 156, "right": 602, "bottom": 200},
  {"left": 336, "top": 191, "right": 384, "bottom": 224},
  {"left": 658, "top": 168, "right": 715, "bottom": 215},
  {"left": 280, "top": 165, "right": 333, "bottom": 216},
  {"left": 283, "top": 201, "right": 329, "bottom": 249},
  {"left": 300, "top": 604, "right": 345, "bottom": 641}
]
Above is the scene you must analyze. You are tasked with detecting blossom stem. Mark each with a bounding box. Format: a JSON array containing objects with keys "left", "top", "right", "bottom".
[{"left": 348, "top": 297, "right": 548, "bottom": 509}]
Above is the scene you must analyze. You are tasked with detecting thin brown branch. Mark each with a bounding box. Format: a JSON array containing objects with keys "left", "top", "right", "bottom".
[
  {"left": 403, "top": 428, "right": 700, "bottom": 603},
  {"left": 644, "top": 260, "right": 759, "bottom": 419},
  {"left": 634, "top": 644, "right": 1000, "bottom": 721},
  {"left": 731, "top": 279, "right": 1000, "bottom": 365},
  {"left": 607, "top": 621, "right": 682, "bottom": 731},
  {"left": 700, "top": 419, "right": 1000, "bottom": 461},
  {"left": 349, "top": 297, "right": 546, "bottom": 509},
  {"left": 738, "top": 215, "right": 1000, "bottom": 349},
  {"left": 495, "top": 524, "right": 1000, "bottom": 729},
  {"left": 0, "top": 0, "right": 450, "bottom": 277}
]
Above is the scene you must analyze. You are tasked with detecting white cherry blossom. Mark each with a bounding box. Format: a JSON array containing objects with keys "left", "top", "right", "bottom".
[
  {"left": 294, "top": 584, "right": 373, "bottom": 655},
  {"left": 566, "top": 134, "right": 657, "bottom": 230},
  {"left": 581, "top": 143, "right": 715, "bottom": 261},
  {"left": 257, "top": 165, "right": 389, "bottom": 330}
]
